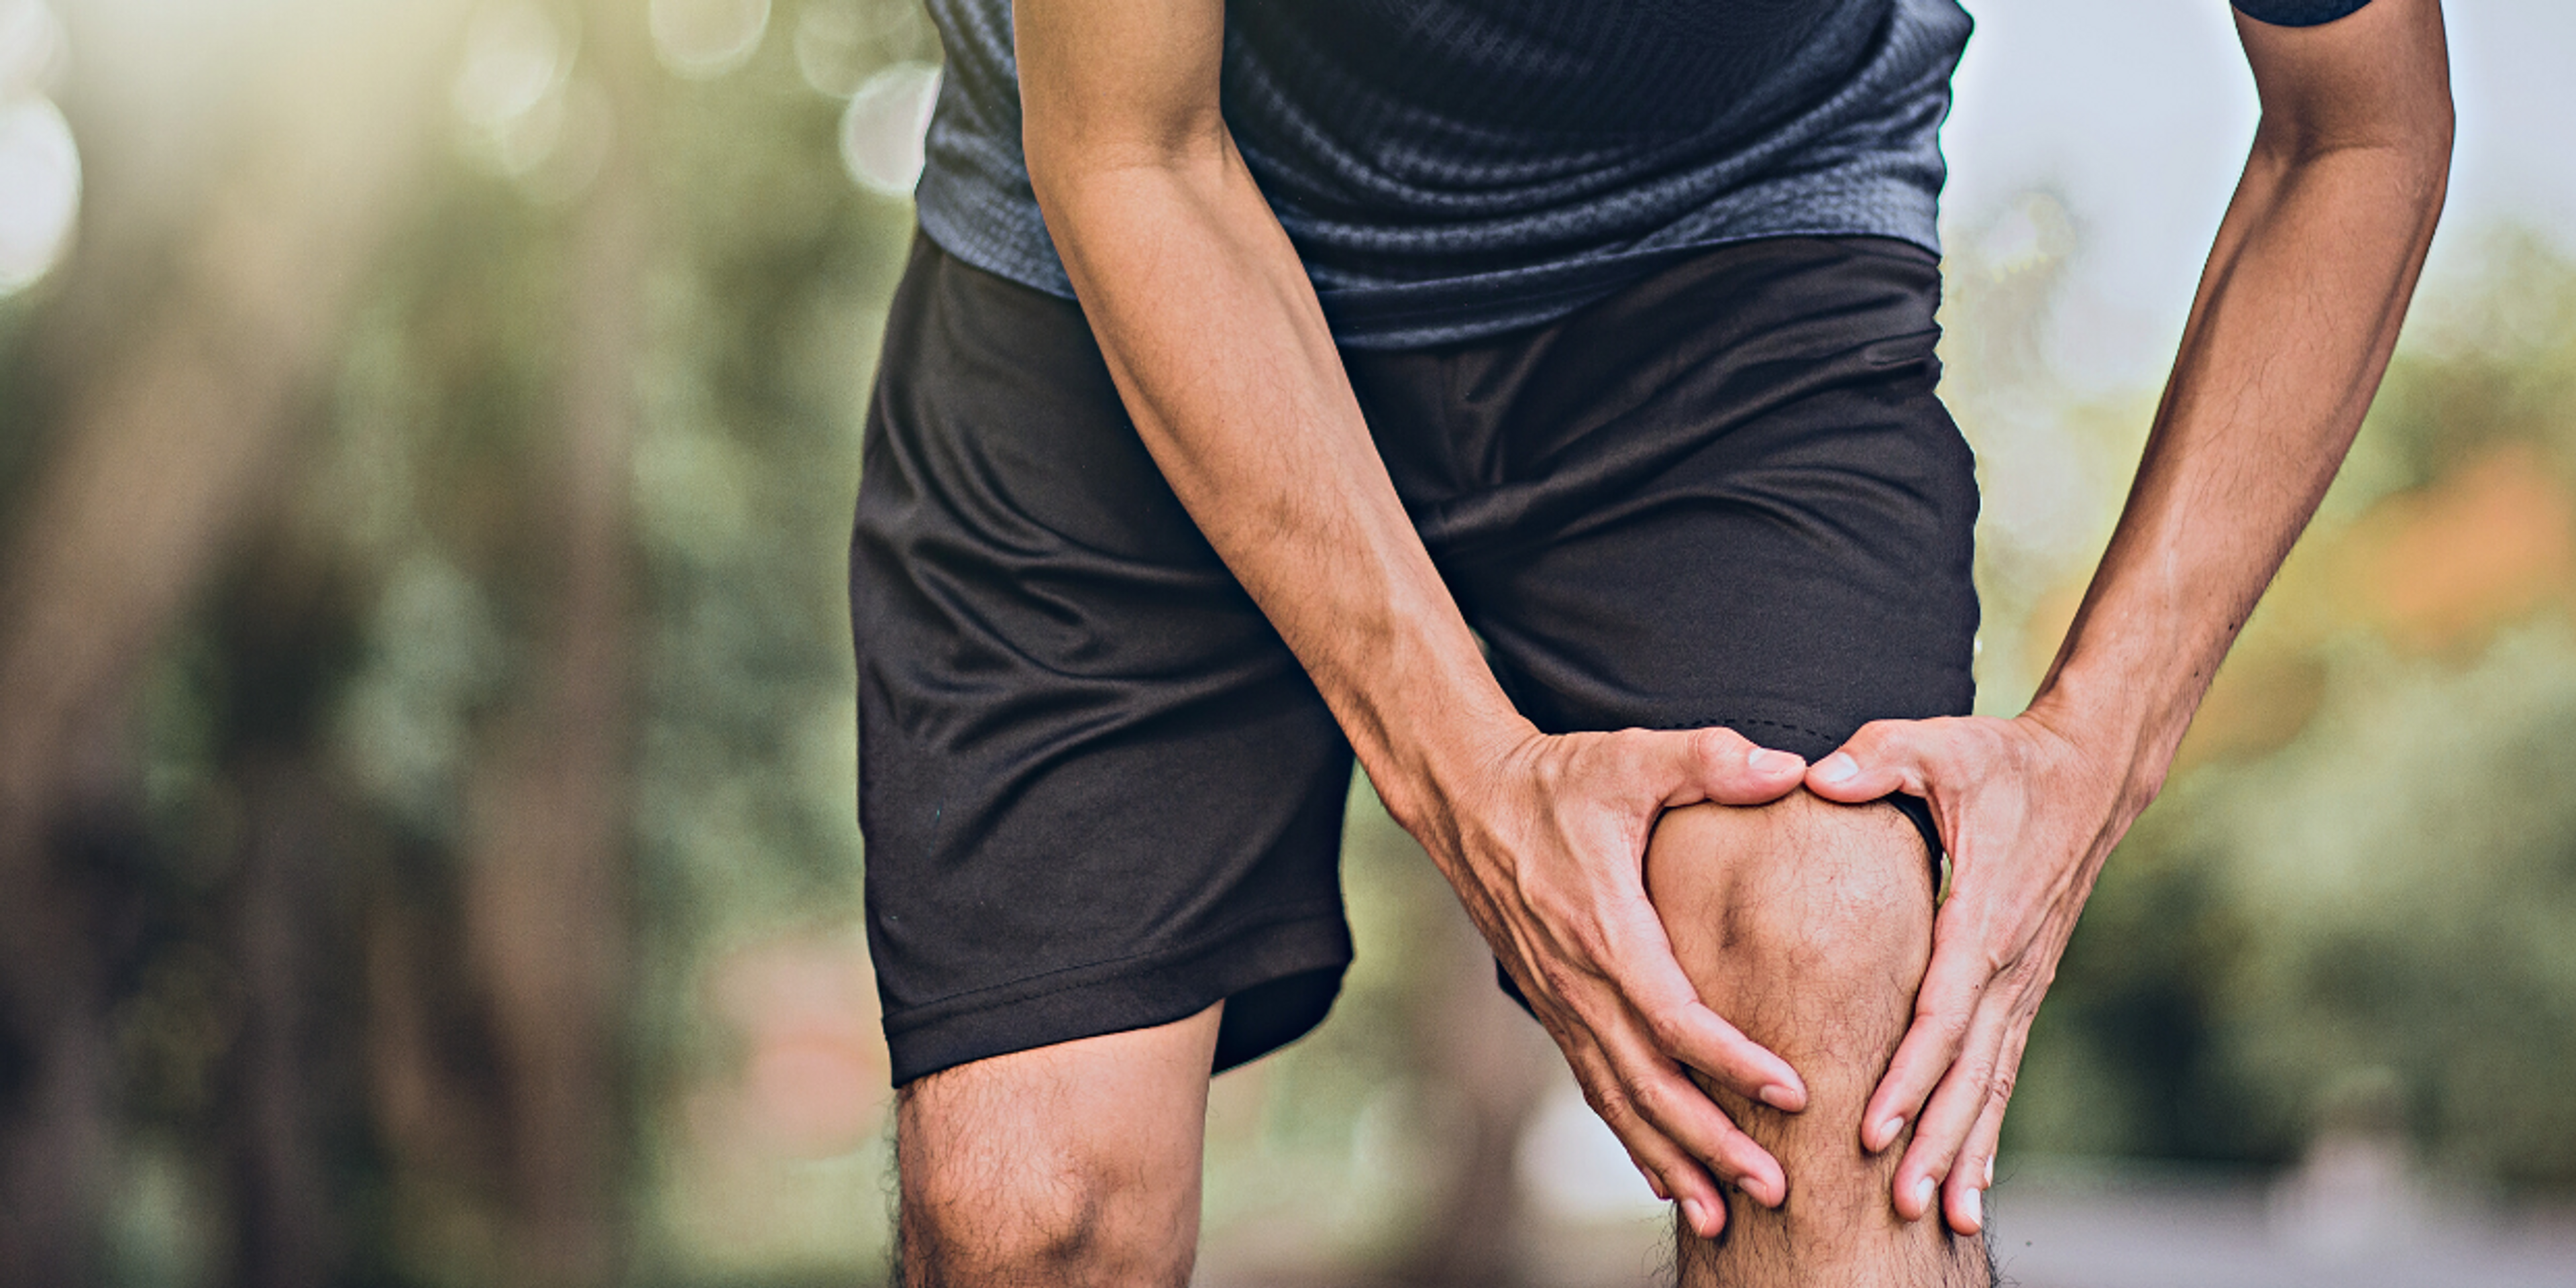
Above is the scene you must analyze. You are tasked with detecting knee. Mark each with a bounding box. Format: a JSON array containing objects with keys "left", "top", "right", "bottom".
[
  {"left": 896, "top": 1081, "right": 1194, "bottom": 1287},
  {"left": 1651, "top": 795, "right": 1988, "bottom": 1285},
  {"left": 1645, "top": 792, "right": 1934, "bottom": 1055}
]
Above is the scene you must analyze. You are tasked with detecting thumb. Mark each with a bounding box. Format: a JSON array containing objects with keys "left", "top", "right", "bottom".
[
  {"left": 1805, "top": 719, "right": 1941, "bottom": 804},
  {"left": 1650, "top": 726, "right": 1808, "bottom": 808}
]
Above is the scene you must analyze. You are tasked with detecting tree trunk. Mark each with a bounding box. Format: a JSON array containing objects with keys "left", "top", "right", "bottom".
[
  {"left": 459, "top": 4, "right": 650, "bottom": 1283},
  {"left": 0, "top": 2, "right": 466, "bottom": 1277}
]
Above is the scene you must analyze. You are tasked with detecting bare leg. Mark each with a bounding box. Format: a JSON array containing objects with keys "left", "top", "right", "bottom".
[
  {"left": 1647, "top": 792, "right": 1989, "bottom": 1287},
  {"left": 895, "top": 1004, "right": 1221, "bottom": 1288}
]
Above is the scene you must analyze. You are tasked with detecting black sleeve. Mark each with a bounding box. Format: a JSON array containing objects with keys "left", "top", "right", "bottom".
[{"left": 2231, "top": 0, "right": 2375, "bottom": 27}]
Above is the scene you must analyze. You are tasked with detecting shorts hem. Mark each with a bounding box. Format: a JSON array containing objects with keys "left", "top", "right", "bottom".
[{"left": 882, "top": 909, "right": 1354, "bottom": 1086}]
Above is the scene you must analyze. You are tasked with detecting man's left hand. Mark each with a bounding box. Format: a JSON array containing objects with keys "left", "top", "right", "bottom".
[{"left": 1805, "top": 710, "right": 2143, "bottom": 1235}]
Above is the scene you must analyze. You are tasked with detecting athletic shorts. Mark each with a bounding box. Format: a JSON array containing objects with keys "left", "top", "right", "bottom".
[{"left": 850, "top": 233, "right": 1979, "bottom": 1086}]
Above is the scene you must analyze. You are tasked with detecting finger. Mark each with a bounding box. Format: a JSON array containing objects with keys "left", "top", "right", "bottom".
[
  {"left": 1611, "top": 1044, "right": 1788, "bottom": 1213},
  {"left": 1860, "top": 926, "right": 1992, "bottom": 1152},
  {"left": 1566, "top": 965, "right": 1788, "bottom": 1211},
  {"left": 1571, "top": 1046, "right": 1735, "bottom": 1237},
  {"left": 1891, "top": 998, "right": 2019, "bottom": 1222},
  {"left": 1605, "top": 903, "right": 1808, "bottom": 1108},
  {"left": 1943, "top": 1077, "right": 2012, "bottom": 1236},
  {"left": 1807, "top": 719, "right": 1941, "bottom": 805},
  {"left": 1644, "top": 726, "right": 1807, "bottom": 808},
  {"left": 1617, "top": 1141, "right": 1671, "bottom": 1203}
]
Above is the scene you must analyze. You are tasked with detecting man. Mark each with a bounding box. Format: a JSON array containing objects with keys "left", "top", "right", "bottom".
[{"left": 847, "top": 0, "right": 2451, "bottom": 1281}]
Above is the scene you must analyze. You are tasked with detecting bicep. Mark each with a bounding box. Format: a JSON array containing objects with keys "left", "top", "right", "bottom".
[
  {"left": 2234, "top": 0, "right": 2453, "bottom": 159},
  {"left": 1015, "top": 0, "right": 1228, "bottom": 180}
]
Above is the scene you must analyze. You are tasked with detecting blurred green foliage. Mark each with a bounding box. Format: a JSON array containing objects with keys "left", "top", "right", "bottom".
[{"left": 1986, "top": 229, "right": 2576, "bottom": 1187}]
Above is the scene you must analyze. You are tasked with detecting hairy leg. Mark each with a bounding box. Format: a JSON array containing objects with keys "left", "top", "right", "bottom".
[
  {"left": 895, "top": 1004, "right": 1221, "bottom": 1288},
  {"left": 1647, "top": 792, "right": 1990, "bottom": 1287}
]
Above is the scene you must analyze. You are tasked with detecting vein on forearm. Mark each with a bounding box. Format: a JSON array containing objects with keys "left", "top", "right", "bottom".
[{"left": 2041, "top": 125, "right": 2449, "bottom": 803}]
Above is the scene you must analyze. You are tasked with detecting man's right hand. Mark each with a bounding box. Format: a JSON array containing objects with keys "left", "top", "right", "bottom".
[{"left": 1402, "top": 723, "right": 1812, "bottom": 1237}]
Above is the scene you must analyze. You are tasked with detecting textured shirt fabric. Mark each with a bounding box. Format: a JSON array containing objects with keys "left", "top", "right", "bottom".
[
  {"left": 916, "top": 0, "right": 1972, "bottom": 348},
  {"left": 911, "top": 0, "right": 2374, "bottom": 348}
]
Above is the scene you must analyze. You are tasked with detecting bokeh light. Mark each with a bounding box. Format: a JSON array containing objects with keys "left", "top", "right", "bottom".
[
  {"left": 0, "top": 0, "right": 67, "bottom": 95},
  {"left": 0, "top": 92, "right": 77, "bottom": 294},
  {"left": 451, "top": 1, "right": 610, "bottom": 201},
  {"left": 650, "top": 0, "right": 771, "bottom": 80},
  {"left": 792, "top": 0, "right": 869, "bottom": 98},
  {"left": 454, "top": 3, "right": 566, "bottom": 132},
  {"left": 794, "top": 0, "right": 931, "bottom": 99},
  {"left": 837, "top": 59, "right": 936, "bottom": 197},
  {"left": 453, "top": 2, "right": 568, "bottom": 170}
]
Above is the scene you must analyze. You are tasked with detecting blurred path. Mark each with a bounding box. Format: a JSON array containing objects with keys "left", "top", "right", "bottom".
[
  {"left": 1992, "top": 1163, "right": 2576, "bottom": 1288},
  {"left": 1202, "top": 1158, "right": 2576, "bottom": 1287}
]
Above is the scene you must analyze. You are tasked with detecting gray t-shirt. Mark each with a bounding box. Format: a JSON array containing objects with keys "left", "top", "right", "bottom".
[{"left": 910, "top": 0, "right": 2375, "bottom": 349}]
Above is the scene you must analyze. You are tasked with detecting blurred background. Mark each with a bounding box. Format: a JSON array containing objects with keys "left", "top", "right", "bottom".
[{"left": 0, "top": 1, "right": 2570, "bottom": 1285}]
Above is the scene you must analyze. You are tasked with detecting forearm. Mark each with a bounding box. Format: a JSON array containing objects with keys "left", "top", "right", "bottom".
[
  {"left": 2037, "top": 105, "right": 2451, "bottom": 806},
  {"left": 1030, "top": 144, "right": 1527, "bottom": 841}
]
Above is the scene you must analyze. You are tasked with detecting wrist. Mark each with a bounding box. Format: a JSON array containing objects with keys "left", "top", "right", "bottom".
[
  {"left": 1360, "top": 694, "right": 1535, "bottom": 848},
  {"left": 2022, "top": 665, "right": 2184, "bottom": 821}
]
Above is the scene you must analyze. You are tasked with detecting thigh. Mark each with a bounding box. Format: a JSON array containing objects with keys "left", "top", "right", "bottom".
[
  {"left": 853, "top": 237, "right": 1355, "bottom": 1089},
  {"left": 1409, "top": 236, "right": 1980, "bottom": 765}
]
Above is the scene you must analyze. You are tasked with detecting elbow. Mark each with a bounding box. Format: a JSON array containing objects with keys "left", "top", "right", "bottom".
[
  {"left": 2257, "top": 93, "right": 2454, "bottom": 216},
  {"left": 1021, "top": 125, "right": 1085, "bottom": 221},
  {"left": 2404, "top": 86, "right": 2457, "bottom": 193},
  {"left": 2394, "top": 97, "right": 2455, "bottom": 218},
  {"left": 1021, "top": 116, "right": 1229, "bottom": 221}
]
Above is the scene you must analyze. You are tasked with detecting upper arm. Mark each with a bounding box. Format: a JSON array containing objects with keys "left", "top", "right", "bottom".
[
  {"left": 2234, "top": 0, "right": 2454, "bottom": 162},
  {"left": 1014, "top": 0, "right": 1230, "bottom": 184}
]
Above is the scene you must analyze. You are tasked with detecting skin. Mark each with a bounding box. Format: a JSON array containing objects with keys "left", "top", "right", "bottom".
[
  {"left": 892, "top": 0, "right": 2455, "bottom": 1278},
  {"left": 1649, "top": 795, "right": 1990, "bottom": 1285},
  {"left": 897, "top": 1008, "right": 1220, "bottom": 1287}
]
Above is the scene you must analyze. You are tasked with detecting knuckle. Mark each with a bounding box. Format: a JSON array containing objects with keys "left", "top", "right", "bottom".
[
  {"left": 1583, "top": 1077, "right": 1635, "bottom": 1125},
  {"left": 1695, "top": 727, "right": 1746, "bottom": 769},
  {"left": 1623, "top": 1076, "right": 1672, "bottom": 1125},
  {"left": 1986, "top": 1065, "right": 2020, "bottom": 1105},
  {"left": 1643, "top": 1006, "right": 1690, "bottom": 1056},
  {"left": 1613, "top": 1073, "right": 1657, "bottom": 1118}
]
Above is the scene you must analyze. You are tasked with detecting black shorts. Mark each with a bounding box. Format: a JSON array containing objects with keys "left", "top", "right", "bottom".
[{"left": 850, "top": 233, "right": 1979, "bottom": 1086}]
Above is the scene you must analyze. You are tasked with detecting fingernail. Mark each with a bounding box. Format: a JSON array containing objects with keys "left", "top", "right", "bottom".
[
  {"left": 1815, "top": 753, "right": 1860, "bottom": 786},
  {"left": 1748, "top": 747, "right": 1803, "bottom": 773},
  {"left": 1964, "top": 1186, "right": 1984, "bottom": 1232},
  {"left": 1649, "top": 1174, "right": 1670, "bottom": 1202},
  {"left": 1912, "top": 1175, "right": 1938, "bottom": 1217},
  {"left": 1758, "top": 1083, "right": 1799, "bottom": 1111},
  {"left": 1874, "top": 1115, "right": 1906, "bottom": 1150},
  {"left": 1680, "top": 1198, "right": 1709, "bottom": 1236},
  {"left": 1984, "top": 1155, "right": 1996, "bottom": 1188}
]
